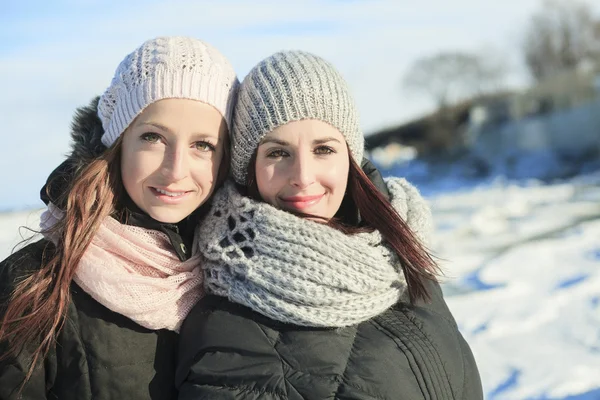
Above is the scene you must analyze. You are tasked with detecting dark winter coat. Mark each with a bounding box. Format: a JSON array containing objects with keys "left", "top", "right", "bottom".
[
  {"left": 0, "top": 98, "right": 200, "bottom": 399},
  {"left": 175, "top": 162, "right": 483, "bottom": 400}
]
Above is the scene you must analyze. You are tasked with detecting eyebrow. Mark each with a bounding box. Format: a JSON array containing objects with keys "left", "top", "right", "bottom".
[
  {"left": 260, "top": 136, "right": 342, "bottom": 146},
  {"left": 137, "top": 122, "right": 218, "bottom": 138},
  {"left": 139, "top": 122, "right": 171, "bottom": 132},
  {"left": 313, "top": 137, "right": 342, "bottom": 145},
  {"left": 260, "top": 138, "right": 289, "bottom": 146}
]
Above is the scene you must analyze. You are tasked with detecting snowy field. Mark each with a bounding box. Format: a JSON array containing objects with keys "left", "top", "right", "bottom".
[
  {"left": 1, "top": 174, "right": 599, "bottom": 399},
  {"left": 428, "top": 172, "right": 600, "bottom": 400}
]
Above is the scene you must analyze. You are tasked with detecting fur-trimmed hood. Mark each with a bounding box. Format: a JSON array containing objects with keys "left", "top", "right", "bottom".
[
  {"left": 41, "top": 97, "right": 107, "bottom": 207},
  {"left": 68, "top": 96, "right": 107, "bottom": 167}
]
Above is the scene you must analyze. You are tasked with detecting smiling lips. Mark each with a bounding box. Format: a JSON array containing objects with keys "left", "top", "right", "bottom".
[
  {"left": 150, "top": 187, "right": 191, "bottom": 203},
  {"left": 280, "top": 194, "right": 324, "bottom": 210}
]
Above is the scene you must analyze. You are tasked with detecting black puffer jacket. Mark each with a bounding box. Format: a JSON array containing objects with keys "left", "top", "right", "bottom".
[
  {"left": 175, "top": 163, "right": 483, "bottom": 400},
  {"left": 0, "top": 98, "right": 200, "bottom": 400}
]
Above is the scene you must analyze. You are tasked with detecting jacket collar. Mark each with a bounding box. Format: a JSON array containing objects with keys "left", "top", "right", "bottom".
[{"left": 120, "top": 193, "right": 204, "bottom": 261}]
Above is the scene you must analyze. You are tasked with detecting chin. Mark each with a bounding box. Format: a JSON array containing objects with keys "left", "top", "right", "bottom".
[
  {"left": 303, "top": 210, "right": 331, "bottom": 221},
  {"left": 148, "top": 211, "right": 186, "bottom": 224},
  {"left": 306, "top": 216, "right": 328, "bottom": 224},
  {"left": 152, "top": 216, "right": 181, "bottom": 224}
]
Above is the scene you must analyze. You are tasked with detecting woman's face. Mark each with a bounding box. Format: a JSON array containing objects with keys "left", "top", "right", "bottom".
[
  {"left": 121, "top": 98, "right": 227, "bottom": 223},
  {"left": 255, "top": 119, "right": 350, "bottom": 220}
]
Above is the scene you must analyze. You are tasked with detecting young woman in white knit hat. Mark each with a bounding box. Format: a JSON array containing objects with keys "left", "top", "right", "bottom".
[
  {"left": 0, "top": 36, "right": 238, "bottom": 399},
  {"left": 176, "top": 51, "right": 483, "bottom": 399}
]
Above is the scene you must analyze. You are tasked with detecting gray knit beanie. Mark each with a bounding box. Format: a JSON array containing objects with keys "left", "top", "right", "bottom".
[
  {"left": 231, "top": 51, "right": 364, "bottom": 185},
  {"left": 98, "top": 36, "right": 239, "bottom": 147}
]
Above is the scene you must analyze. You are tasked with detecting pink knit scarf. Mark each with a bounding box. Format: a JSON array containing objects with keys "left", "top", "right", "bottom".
[{"left": 41, "top": 204, "right": 204, "bottom": 332}]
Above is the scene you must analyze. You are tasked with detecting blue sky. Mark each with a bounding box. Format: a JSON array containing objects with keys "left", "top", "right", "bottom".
[{"left": 1, "top": 0, "right": 597, "bottom": 211}]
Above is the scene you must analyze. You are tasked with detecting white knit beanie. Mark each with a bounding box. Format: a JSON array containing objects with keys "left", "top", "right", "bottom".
[
  {"left": 98, "top": 36, "right": 239, "bottom": 147},
  {"left": 231, "top": 50, "right": 364, "bottom": 186}
]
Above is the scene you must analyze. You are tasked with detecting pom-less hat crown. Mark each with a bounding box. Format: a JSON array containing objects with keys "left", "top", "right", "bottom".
[{"left": 98, "top": 36, "right": 239, "bottom": 147}]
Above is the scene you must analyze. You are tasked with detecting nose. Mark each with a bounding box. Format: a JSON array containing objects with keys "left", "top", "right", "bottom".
[
  {"left": 160, "top": 146, "right": 188, "bottom": 181},
  {"left": 289, "top": 152, "right": 315, "bottom": 189}
]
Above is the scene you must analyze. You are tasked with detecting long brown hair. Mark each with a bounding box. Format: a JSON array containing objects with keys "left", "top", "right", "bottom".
[
  {"left": 0, "top": 136, "right": 124, "bottom": 384},
  {"left": 245, "top": 150, "right": 440, "bottom": 303}
]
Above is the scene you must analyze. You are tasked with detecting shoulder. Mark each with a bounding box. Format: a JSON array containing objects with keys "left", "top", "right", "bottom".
[
  {"left": 372, "top": 281, "right": 483, "bottom": 399},
  {"left": 0, "top": 239, "right": 53, "bottom": 278},
  {"left": 384, "top": 177, "right": 434, "bottom": 246},
  {"left": 375, "top": 280, "right": 460, "bottom": 345},
  {"left": 0, "top": 239, "right": 53, "bottom": 303}
]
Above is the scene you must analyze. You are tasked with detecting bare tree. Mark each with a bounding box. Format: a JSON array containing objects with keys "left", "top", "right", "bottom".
[
  {"left": 523, "top": 0, "right": 600, "bottom": 81},
  {"left": 402, "top": 51, "right": 506, "bottom": 109}
]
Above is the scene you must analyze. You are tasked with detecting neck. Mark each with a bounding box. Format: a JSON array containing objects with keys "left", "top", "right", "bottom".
[{"left": 117, "top": 192, "right": 205, "bottom": 261}]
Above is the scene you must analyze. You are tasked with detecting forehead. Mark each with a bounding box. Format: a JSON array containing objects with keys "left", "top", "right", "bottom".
[
  {"left": 131, "top": 98, "right": 227, "bottom": 137},
  {"left": 263, "top": 119, "right": 344, "bottom": 142}
]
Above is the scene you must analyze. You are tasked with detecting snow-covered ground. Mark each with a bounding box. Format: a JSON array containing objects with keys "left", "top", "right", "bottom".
[
  {"left": 1, "top": 174, "right": 599, "bottom": 399},
  {"left": 429, "top": 172, "right": 600, "bottom": 400}
]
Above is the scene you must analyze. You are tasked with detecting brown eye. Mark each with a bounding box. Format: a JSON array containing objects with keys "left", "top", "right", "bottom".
[
  {"left": 314, "top": 146, "right": 334, "bottom": 155},
  {"left": 195, "top": 141, "right": 216, "bottom": 152},
  {"left": 266, "top": 149, "right": 288, "bottom": 158}
]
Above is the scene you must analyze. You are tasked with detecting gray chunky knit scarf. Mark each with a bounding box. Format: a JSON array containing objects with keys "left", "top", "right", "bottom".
[{"left": 196, "top": 177, "right": 433, "bottom": 327}]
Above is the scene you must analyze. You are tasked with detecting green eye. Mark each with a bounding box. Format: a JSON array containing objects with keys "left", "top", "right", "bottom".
[{"left": 140, "top": 132, "right": 160, "bottom": 143}]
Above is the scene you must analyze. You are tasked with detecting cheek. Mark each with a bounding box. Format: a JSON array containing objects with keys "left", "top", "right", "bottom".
[
  {"left": 191, "top": 162, "right": 213, "bottom": 187},
  {"left": 121, "top": 152, "right": 155, "bottom": 187},
  {"left": 120, "top": 152, "right": 141, "bottom": 195},
  {"left": 191, "top": 152, "right": 224, "bottom": 191},
  {"left": 209, "top": 152, "right": 222, "bottom": 180},
  {"left": 255, "top": 162, "right": 279, "bottom": 201},
  {"left": 322, "top": 159, "right": 349, "bottom": 217},
  {"left": 322, "top": 157, "right": 350, "bottom": 194}
]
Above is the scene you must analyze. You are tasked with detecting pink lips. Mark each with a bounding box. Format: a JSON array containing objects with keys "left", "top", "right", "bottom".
[
  {"left": 280, "top": 194, "right": 324, "bottom": 210},
  {"left": 150, "top": 187, "right": 191, "bottom": 204}
]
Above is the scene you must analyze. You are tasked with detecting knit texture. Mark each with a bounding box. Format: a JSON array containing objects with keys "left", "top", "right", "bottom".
[
  {"left": 195, "top": 177, "right": 432, "bottom": 327},
  {"left": 98, "top": 36, "right": 239, "bottom": 147},
  {"left": 40, "top": 203, "right": 204, "bottom": 332},
  {"left": 231, "top": 51, "right": 364, "bottom": 185}
]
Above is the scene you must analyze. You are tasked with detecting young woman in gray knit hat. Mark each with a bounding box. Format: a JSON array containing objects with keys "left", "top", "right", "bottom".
[
  {"left": 0, "top": 36, "right": 238, "bottom": 399},
  {"left": 177, "top": 51, "right": 483, "bottom": 399}
]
